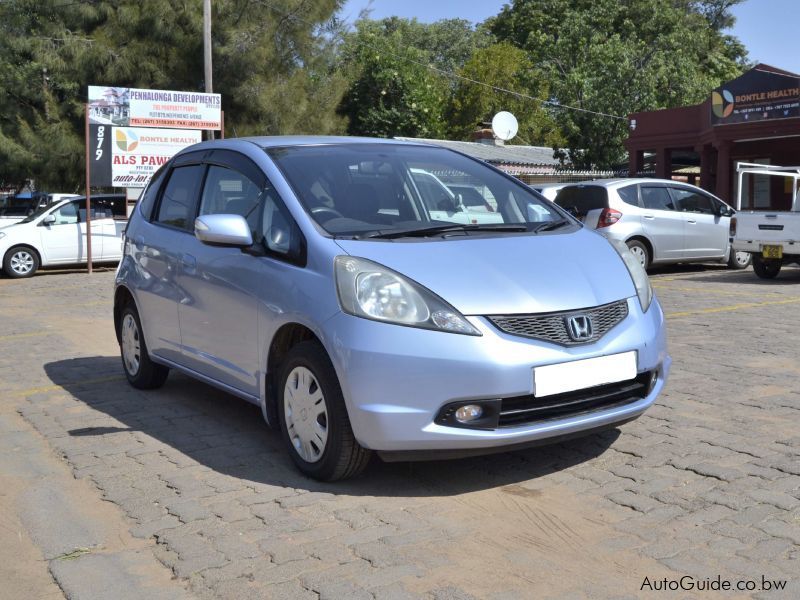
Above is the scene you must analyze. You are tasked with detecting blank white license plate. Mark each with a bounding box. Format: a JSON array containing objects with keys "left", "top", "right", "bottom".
[{"left": 533, "top": 351, "right": 638, "bottom": 398}]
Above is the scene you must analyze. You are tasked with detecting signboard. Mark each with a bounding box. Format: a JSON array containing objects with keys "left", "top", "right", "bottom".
[
  {"left": 110, "top": 128, "right": 202, "bottom": 187},
  {"left": 711, "top": 68, "right": 800, "bottom": 126},
  {"left": 88, "top": 86, "right": 221, "bottom": 130},
  {"left": 89, "top": 125, "right": 200, "bottom": 188}
]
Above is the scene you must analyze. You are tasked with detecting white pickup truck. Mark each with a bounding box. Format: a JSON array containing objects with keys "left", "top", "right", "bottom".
[{"left": 730, "top": 163, "right": 800, "bottom": 279}]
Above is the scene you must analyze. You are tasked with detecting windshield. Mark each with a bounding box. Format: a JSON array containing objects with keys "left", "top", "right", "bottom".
[
  {"left": 18, "top": 202, "right": 57, "bottom": 224},
  {"left": 267, "top": 144, "right": 571, "bottom": 238}
]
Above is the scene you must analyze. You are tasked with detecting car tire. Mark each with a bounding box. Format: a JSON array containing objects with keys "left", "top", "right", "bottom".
[
  {"left": 119, "top": 303, "right": 169, "bottom": 389},
  {"left": 727, "top": 250, "right": 752, "bottom": 270},
  {"left": 626, "top": 239, "right": 650, "bottom": 269},
  {"left": 277, "top": 341, "right": 371, "bottom": 481},
  {"left": 752, "top": 255, "right": 781, "bottom": 279},
  {"left": 3, "top": 246, "right": 40, "bottom": 278}
]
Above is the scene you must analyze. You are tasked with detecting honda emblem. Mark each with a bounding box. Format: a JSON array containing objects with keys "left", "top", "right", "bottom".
[{"left": 565, "top": 315, "right": 593, "bottom": 341}]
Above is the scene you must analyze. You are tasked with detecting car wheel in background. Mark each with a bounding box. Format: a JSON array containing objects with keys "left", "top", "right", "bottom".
[
  {"left": 626, "top": 239, "right": 650, "bottom": 269},
  {"left": 119, "top": 303, "right": 170, "bottom": 389},
  {"left": 727, "top": 250, "right": 752, "bottom": 270},
  {"left": 278, "top": 341, "right": 371, "bottom": 481},
  {"left": 3, "top": 246, "right": 39, "bottom": 278},
  {"left": 752, "top": 255, "right": 781, "bottom": 279}
]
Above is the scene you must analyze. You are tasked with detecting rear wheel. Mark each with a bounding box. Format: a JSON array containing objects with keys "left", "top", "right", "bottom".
[
  {"left": 626, "top": 239, "right": 650, "bottom": 269},
  {"left": 119, "top": 303, "right": 169, "bottom": 389},
  {"left": 752, "top": 255, "right": 781, "bottom": 279},
  {"left": 277, "top": 341, "right": 371, "bottom": 481},
  {"left": 3, "top": 246, "right": 39, "bottom": 278},
  {"left": 727, "top": 250, "right": 751, "bottom": 270}
]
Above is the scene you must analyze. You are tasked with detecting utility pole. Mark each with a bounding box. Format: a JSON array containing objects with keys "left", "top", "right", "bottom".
[{"left": 203, "top": 0, "right": 215, "bottom": 140}]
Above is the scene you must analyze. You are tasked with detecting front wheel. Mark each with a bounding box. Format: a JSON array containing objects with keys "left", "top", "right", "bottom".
[
  {"left": 278, "top": 341, "right": 371, "bottom": 481},
  {"left": 752, "top": 255, "right": 781, "bottom": 279},
  {"left": 3, "top": 246, "right": 39, "bottom": 278},
  {"left": 119, "top": 303, "right": 169, "bottom": 389},
  {"left": 727, "top": 250, "right": 752, "bottom": 270}
]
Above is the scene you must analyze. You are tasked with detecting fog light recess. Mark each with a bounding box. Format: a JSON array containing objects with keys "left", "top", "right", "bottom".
[{"left": 455, "top": 404, "right": 483, "bottom": 423}]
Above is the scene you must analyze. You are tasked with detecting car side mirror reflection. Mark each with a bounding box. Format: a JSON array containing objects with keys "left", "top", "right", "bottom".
[{"left": 194, "top": 214, "right": 253, "bottom": 247}]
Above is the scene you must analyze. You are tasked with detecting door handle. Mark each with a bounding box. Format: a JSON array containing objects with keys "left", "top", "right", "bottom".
[
  {"left": 687, "top": 219, "right": 697, "bottom": 224},
  {"left": 181, "top": 253, "right": 197, "bottom": 270},
  {"left": 643, "top": 214, "right": 655, "bottom": 220}
]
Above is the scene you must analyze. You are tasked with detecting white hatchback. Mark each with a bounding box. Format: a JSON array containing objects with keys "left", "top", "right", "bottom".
[{"left": 0, "top": 196, "right": 126, "bottom": 278}]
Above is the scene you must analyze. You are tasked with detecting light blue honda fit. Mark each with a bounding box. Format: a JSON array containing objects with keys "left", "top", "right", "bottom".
[{"left": 114, "top": 137, "right": 670, "bottom": 480}]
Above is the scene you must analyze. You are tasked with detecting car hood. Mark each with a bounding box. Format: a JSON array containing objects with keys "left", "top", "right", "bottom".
[{"left": 335, "top": 228, "right": 636, "bottom": 315}]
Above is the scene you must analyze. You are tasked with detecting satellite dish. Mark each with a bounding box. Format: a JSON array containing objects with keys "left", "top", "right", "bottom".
[{"left": 491, "top": 111, "right": 518, "bottom": 141}]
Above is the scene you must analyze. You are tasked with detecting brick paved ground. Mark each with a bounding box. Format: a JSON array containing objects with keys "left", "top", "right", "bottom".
[{"left": 1, "top": 264, "right": 799, "bottom": 598}]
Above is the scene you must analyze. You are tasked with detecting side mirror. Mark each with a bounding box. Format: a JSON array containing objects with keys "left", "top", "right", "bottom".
[
  {"left": 194, "top": 214, "right": 253, "bottom": 247},
  {"left": 717, "top": 204, "right": 734, "bottom": 218},
  {"left": 41, "top": 214, "right": 56, "bottom": 226}
]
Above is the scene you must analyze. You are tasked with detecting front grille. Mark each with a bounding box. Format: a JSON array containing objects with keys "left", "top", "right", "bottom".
[
  {"left": 498, "top": 370, "right": 654, "bottom": 427},
  {"left": 487, "top": 300, "right": 628, "bottom": 346}
]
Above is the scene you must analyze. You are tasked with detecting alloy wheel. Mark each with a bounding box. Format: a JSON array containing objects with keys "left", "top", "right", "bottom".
[{"left": 10, "top": 250, "right": 34, "bottom": 276}]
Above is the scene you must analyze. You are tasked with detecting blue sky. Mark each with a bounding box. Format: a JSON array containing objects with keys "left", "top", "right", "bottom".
[{"left": 340, "top": 0, "right": 800, "bottom": 75}]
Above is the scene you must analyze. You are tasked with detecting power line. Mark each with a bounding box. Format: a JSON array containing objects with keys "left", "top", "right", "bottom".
[{"left": 258, "top": 0, "right": 627, "bottom": 121}]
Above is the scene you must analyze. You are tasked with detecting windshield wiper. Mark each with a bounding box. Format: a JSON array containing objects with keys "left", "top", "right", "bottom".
[
  {"left": 533, "top": 219, "right": 571, "bottom": 233},
  {"left": 357, "top": 223, "right": 530, "bottom": 240}
]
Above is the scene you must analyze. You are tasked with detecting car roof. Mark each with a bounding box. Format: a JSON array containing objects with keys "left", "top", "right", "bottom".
[
  {"left": 188, "top": 135, "right": 431, "bottom": 152},
  {"left": 561, "top": 178, "right": 703, "bottom": 188}
]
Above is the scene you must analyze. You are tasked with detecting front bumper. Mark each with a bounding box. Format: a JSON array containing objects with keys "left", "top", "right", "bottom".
[{"left": 323, "top": 296, "right": 670, "bottom": 453}]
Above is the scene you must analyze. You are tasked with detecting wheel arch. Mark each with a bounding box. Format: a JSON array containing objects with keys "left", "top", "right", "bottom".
[
  {"left": 626, "top": 235, "right": 654, "bottom": 265},
  {"left": 264, "top": 322, "right": 323, "bottom": 428},
  {"left": 4, "top": 243, "right": 42, "bottom": 265},
  {"left": 113, "top": 285, "right": 136, "bottom": 345}
]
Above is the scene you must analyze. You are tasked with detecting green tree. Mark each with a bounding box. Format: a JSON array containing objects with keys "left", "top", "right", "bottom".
[
  {"left": 339, "top": 17, "right": 491, "bottom": 138},
  {"left": 488, "top": 0, "right": 749, "bottom": 168},
  {"left": 448, "top": 42, "right": 563, "bottom": 147},
  {"left": 0, "top": 0, "right": 349, "bottom": 191}
]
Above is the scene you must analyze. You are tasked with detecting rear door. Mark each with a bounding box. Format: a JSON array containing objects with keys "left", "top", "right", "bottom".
[
  {"left": 669, "top": 186, "right": 727, "bottom": 260},
  {"left": 640, "top": 184, "right": 685, "bottom": 260}
]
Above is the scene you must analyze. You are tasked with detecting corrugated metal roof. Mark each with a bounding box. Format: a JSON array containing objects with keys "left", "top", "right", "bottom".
[{"left": 394, "top": 137, "right": 562, "bottom": 166}]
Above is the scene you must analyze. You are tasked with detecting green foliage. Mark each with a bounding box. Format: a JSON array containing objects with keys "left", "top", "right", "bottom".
[
  {"left": 339, "top": 18, "right": 491, "bottom": 139},
  {"left": 0, "top": 0, "right": 349, "bottom": 190},
  {"left": 488, "top": 0, "right": 749, "bottom": 168},
  {"left": 447, "top": 42, "right": 564, "bottom": 147}
]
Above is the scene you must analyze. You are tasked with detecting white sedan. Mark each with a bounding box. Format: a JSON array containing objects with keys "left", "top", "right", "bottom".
[{"left": 0, "top": 196, "right": 126, "bottom": 278}]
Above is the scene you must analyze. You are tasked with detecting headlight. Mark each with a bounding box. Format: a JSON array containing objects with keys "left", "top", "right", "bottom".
[
  {"left": 334, "top": 256, "right": 481, "bottom": 336},
  {"left": 609, "top": 239, "right": 653, "bottom": 312}
]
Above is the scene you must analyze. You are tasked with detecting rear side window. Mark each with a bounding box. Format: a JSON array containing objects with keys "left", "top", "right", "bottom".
[
  {"left": 554, "top": 186, "right": 608, "bottom": 217},
  {"left": 138, "top": 165, "right": 169, "bottom": 220},
  {"left": 156, "top": 165, "right": 205, "bottom": 230},
  {"left": 617, "top": 184, "right": 639, "bottom": 206},
  {"left": 641, "top": 186, "right": 675, "bottom": 211}
]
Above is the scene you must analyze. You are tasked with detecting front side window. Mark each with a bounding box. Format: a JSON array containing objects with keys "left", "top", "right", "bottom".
[
  {"left": 52, "top": 201, "right": 80, "bottom": 225},
  {"left": 156, "top": 165, "right": 205, "bottom": 230},
  {"left": 670, "top": 187, "right": 715, "bottom": 214},
  {"left": 268, "top": 144, "right": 568, "bottom": 238},
  {"left": 200, "top": 165, "right": 264, "bottom": 239},
  {"left": 641, "top": 186, "right": 675, "bottom": 211}
]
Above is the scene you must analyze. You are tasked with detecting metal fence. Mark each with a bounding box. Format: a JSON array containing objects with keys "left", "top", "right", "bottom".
[{"left": 502, "top": 169, "right": 656, "bottom": 187}]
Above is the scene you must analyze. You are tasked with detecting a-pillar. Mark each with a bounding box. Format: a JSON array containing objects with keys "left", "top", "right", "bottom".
[
  {"left": 628, "top": 149, "right": 644, "bottom": 177},
  {"left": 714, "top": 141, "right": 732, "bottom": 204},
  {"left": 655, "top": 147, "right": 672, "bottom": 180}
]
